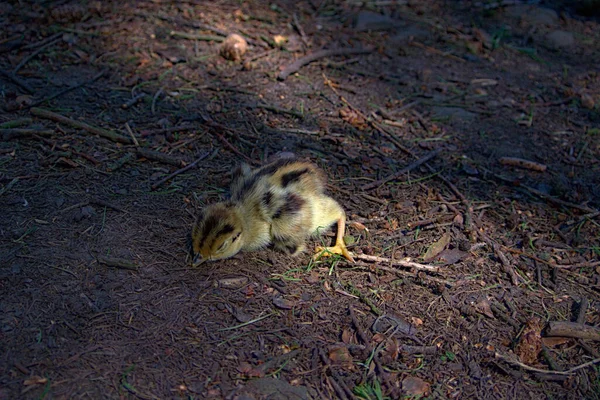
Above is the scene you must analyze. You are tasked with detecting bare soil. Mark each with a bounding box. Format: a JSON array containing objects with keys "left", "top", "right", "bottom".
[{"left": 1, "top": 1, "right": 600, "bottom": 399}]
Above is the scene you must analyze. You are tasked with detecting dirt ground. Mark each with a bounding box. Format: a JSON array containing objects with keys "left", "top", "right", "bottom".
[{"left": 1, "top": 1, "right": 600, "bottom": 399}]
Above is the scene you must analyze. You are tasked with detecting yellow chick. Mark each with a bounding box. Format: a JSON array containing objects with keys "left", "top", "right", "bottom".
[{"left": 190, "top": 157, "right": 354, "bottom": 265}]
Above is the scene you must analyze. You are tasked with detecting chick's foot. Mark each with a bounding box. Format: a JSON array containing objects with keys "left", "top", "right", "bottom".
[{"left": 314, "top": 241, "right": 355, "bottom": 263}]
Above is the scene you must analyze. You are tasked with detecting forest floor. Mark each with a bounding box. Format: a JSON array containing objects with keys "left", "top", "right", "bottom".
[{"left": 1, "top": 1, "right": 600, "bottom": 399}]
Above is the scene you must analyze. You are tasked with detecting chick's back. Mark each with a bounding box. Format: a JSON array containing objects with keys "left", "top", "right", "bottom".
[{"left": 229, "top": 159, "right": 339, "bottom": 255}]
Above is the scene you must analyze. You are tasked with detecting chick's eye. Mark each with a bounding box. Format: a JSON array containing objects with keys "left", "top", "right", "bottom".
[{"left": 216, "top": 241, "right": 228, "bottom": 252}]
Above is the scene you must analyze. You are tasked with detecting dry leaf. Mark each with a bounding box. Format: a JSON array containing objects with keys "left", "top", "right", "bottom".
[
  {"left": 423, "top": 233, "right": 451, "bottom": 261},
  {"left": 382, "top": 337, "right": 400, "bottom": 362},
  {"left": 328, "top": 346, "right": 354, "bottom": 370},
  {"left": 402, "top": 376, "right": 431, "bottom": 396},
  {"left": 272, "top": 295, "right": 295, "bottom": 310},
  {"left": 341, "top": 328, "right": 354, "bottom": 344},
  {"left": 474, "top": 296, "right": 495, "bottom": 318},
  {"left": 437, "top": 248, "right": 468, "bottom": 265},
  {"left": 237, "top": 362, "right": 253, "bottom": 374},
  {"left": 453, "top": 214, "right": 464, "bottom": 227},
  {"left": 515, "top": 317, "right": 542, "bottom": 364},
  {"left": 349, "top": 221, "right": 369, "bottom": 232},
  {"left": 372, "top": 333, "right": 386, "bottom": 344},
  {"left": 339, "top": 107, "right": 368, "bottom": 130},
  {"left": 305, "top": 270, "right": 320, "bottom": 284},
  {"left": 411, "top": 317, "right": 423, "bottom": 327}
]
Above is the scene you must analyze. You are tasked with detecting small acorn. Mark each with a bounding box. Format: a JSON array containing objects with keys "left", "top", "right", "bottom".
[{"left": 220, "top": 33, "right": 248, "bottom": 62}]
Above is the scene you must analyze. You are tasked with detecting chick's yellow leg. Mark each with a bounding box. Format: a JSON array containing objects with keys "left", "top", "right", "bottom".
[{"left": 314, "top": 217, "right": 355, "bottom": 263}]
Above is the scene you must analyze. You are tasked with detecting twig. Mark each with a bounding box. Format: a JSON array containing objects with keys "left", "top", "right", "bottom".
[
  {"left": 356, "top": 262, "right": 454, "bottom": 287},
  {"left": 1, "top": 129, "right": 54, "bottom": 140},
  {"left": 349, "top": 307, "right": 371, "bottom": 347},
  {"left": 60, "top": 199, "right": 127, "bottom": 214},
  {"left": 30, "top": 69, "right": 108, "bottom": 107},
  {"left": 362, "top": 148, "right": 442, "bottom": 190},
  {"left": 495, "top": 352, "right": 600, "bottom": 376},
  {"left": 251, "top": 103, "right": 305, "bottom": 119},
  {"left": 576, "top": 298, "right": 589, "bottom": 325},
  {"left": 30, "top": 107, "right": 132, "bottom": 144},
  {"left": 356, "top": 254, "right": 441, "bottom": 273},
  {"left": 121, "top": 93, "right": 148, "bottom": 109},
  {"left": 124, "top": 122, "right": 140, "bottom": 146},
  {"left": 169, "top": 31, "right": 224, "bottom": 42},
  {"left": 22, "top": 32, "right": 62, "bottom": 50},
  {"left": 319, "top": 349, "right": 354, "bottom": 400},
  {"left": 292, "top": 13, "right": 309, "bottom": 48},
  {"left": 134, "top": 11, "right": 268, "bottom": 48},
  {"left": 218, "top": 312, "right": 275, "bottom": 331},
  {"left": 546, "top": 321, "right": 600, "bottom": 341},
  {"left": 97, "top": 256, "right": 138, "bottom": 271},
  {"left": 134, "top": 11, "right": 228, "bottom": 36},
  {"left": 91, "top": 199, "right": 127, "bottom": 213},
  {"left": 0, "top": 118, "right": 33, "bottom": 129},
  {"left": 198, "top": 113, "right": 258, "bottom": 165},
  {"left": 499, "top": 157, "right": 547, "bottom": 172},
  {"left": 151, "top": 88, "right": 163, "bottom": 115},
  {"left": 107, "top": 152, "right": 135, "bottom": 172},
  {"left": 349, "top": 307, "right": 390, "bottom": 388},
  {"left": 136, "top": 148, "right": 184, "bottom": 167},
  {"left": 0, "top": 69, "right": 34, "bottom": 93},
  {"left": 277, "top": 47, "right": 374, "bottom": 81},
  {"left": 492, "top": 242, "right": 521, "bottom": 285},
  {"left": 0, "top": 178, "right": 19, "bottom": 196},
  {"left": 151, "top": 149, "right": 217, "bottom": 190},
  {"left": 13, "top": 37, "right": 61, "bottom": 74},
  {"left": 481, "top": 165, "right": 597, "bottom": 214},
  {"left": 140, "top": 125, "right": 195, "bottom": 137},
  {"left": 409, "top": 41, "right": 465, "bottom": 63}
]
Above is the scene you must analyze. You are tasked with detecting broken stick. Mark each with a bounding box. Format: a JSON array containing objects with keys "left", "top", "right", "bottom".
[
  {"left": 546, "top": 321, "right": 600, "bottom": 341},
  {"left": 356, "top": 254, "right": 440, "bottom": 273},
  {"left": 30, "top": 107, "right": 132, "bottom": 144},
  {"left": 362, "top": 148, "right": 442, "bottom": 190},
  {"left": 499, "top": 157, "right": 547, "bottom": 172},
  {"left": 151, "top": 149, "right": 217, "bottom": 190},
  {"left": 277, "top": 47, "right": 374, "bottom": 81}
]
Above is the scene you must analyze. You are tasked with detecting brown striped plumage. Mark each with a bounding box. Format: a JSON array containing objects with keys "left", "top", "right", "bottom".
[{"left": 190, "top": 157, "right": 354, "bottom": 265}]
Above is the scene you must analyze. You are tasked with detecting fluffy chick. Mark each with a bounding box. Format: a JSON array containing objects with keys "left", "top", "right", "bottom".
[{"left": 190, "top": 158, "right": 354, "bottom": 265}]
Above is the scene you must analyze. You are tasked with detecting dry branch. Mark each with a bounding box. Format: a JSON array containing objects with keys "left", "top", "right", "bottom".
[
  {"left": 277, "top": 47, "right": 374, "bottom": 81},
  {"left": 13, "top": 37, "right": 61, "bottom": 74},
  {"left": 499, "top": 157, "right": 547, "bottom": 172},
  {"left": 362, "top": 148, "right": 442, "bottom": 190},
  {"left": 170, "top": 31, "right": 224, "bottom": 42},
  {"left": 356, "top": 254, "right": 441, "bottom": 273},
  {"left": 31, "top": 69, "right": 108, "bottom": 107},
  {"left": 1, "top": 129, "right": 54, "bottom": 140},
  {"left": 97, "top": 257, "right": 138, "bottom": 271},
  {"left": 546, "top": 321, "right": 600, "bottom": 341},
  {"left": 151, "top": 149, "right": 217, "bottom": 190},
  {"left": 0, "top": 69, "right": 34, "bottom": 93},
  {"left": 495, "top": 352, "right": 600, "bottom": 376},
  {"left": 30, "top": 107, "right": 132, "bottom": 144},
  {"left": 136, "top": 148, "right": 184, "bottom": 167}
]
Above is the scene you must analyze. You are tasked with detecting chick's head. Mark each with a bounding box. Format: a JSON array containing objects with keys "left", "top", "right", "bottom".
[{"left": 190, "top": 203, "right": 244, "bottom": 265}]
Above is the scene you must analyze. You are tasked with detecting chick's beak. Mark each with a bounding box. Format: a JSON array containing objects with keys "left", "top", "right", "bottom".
[{"left": 192, "top": 253, "right": 205, "bottom": 267}]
